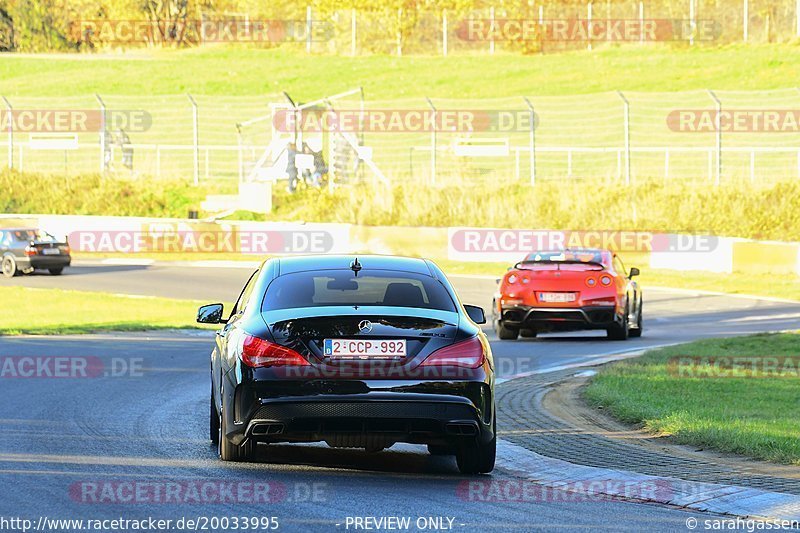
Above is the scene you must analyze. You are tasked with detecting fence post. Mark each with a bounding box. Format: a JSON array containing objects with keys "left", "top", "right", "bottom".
[
  {"left": 707, "top": 89, "right": 721, "bottom": 186},
  {"left": 639, "top": 2, "right": 644, "bottom": 43},
  {"left": 95, "top": 94, "right": 106, "bottom": 174},
  {"left": 187, "top": 94, "right": 199, "bottom": 186},
  {"left": 797, "top": 0, "right": 800, "bottom": 38},
  {"left": 306, "top": 6, "right": 312, "bottom": 54},
  {"left": 616, "top": 91, "right": 631, "bottom": 185},
  {"left": 236, "top": 123, "right": 243, "bottom": 183},
  {"left": 489, "top": 6, "right": 495, "bottom": 55},
  {"left": 425, "top": 97, "right": 437, "bottom": 185},
  {"left": 743, "top": 0, "right": 749, "bottom": 42},
  {"left": 587, "top": 1, "right": 593, "bottom": 51},
  {"left": 442, "top": 9, "right": 448, "bottom": 56},
  {"left": 396, "top": 8, "right": 403, "bottom": 56},
  {"left": 1, "top": 96, "right": 12, "bottom": 170},
  {"left": 351, "top": 9, "right": 357, "bottom": 56},
  {"left": 523, "top": 97, "right": 536, "bottom": 186}
]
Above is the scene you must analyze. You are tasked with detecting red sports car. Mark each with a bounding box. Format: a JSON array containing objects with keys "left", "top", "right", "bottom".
[{"left": 492, "top": 249, "right": 642, "bottom": 340}]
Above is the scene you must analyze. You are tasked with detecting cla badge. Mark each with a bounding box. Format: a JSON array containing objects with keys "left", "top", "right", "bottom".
[{"left": 358, "top": 320, "right": 373, "bottom": 333}]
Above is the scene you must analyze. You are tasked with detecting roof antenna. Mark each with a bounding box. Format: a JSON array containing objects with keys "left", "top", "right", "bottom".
[{"left": 350, "top": 257, "right": 362, "bottom": 276}]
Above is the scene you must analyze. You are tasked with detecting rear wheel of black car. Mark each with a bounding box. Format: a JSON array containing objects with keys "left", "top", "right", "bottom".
[
  {"left": 496, "top": 321, "right": 519, "bottom": 340},
  {"left": 519, "top": 328, "right": 537, "bottom": 338},
  {"left": 49, "top": 268, "right": 64, "bottom": 275},
  {"left": 1, "top": 256, "right": 17, "bottom": 278},
  {"left": 218, "top": 399, "right": 254, "bottom": 462},
  {"left": 607, "top": 305, "right": 630, "bottom": 340},
  {"left": 456, "top": 422, "right": 496, "bottom": 474}
]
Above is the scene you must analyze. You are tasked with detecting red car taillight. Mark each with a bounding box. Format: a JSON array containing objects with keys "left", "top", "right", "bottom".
[
  {"left": 24, "top": 246, "right": 36, "bottom": 256},
  {"left": 420, "top": 336, "right": 485, "bottom": 369},
  {"left": 240, "top": 334, "right": 310, "bottom": 368},
  {"left": 600, "top": 275, "right": 613, "bottom": 286}
]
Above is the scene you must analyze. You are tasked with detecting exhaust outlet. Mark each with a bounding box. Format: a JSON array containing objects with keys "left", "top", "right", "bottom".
[{"left": 251, "top": 423, "right": 285, "bottom": 436}]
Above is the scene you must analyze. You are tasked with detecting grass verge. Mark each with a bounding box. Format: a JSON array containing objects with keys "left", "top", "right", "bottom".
[
  {"left": 636, "top": 270, "right": 800, "bottom": 302},
  {"left": 584, "top": 333, "right": 800, "bottom": 465},
  {"left": 0, "top": 286, "right": 221, "bottom": 335},
  {"left": 6, "top": 175, "right": 800, "bottom": 243},
  {"left": 2, "top": 45, "right": 800, "bottom": 98},
  {"left": 0, "top": 171, "right": 228, "bottom": 218}
]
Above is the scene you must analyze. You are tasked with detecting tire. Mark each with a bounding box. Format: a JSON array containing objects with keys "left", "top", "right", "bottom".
[
  {"left": 456, "top": 433, "right": 496, "bottom": 475},
  {"left": 1, "top": 256, "right": 17, "bottom": 278},
  {"left": 427, "top": 444, "right": 455, "bottom": 456},
  {"left": 629, "top": 302, "right": 643, "bottom": 338},
  {"left": 49, "top": 268, "right": 64, "bottom": 275},
  {"left": 519, "top": 328, "right": 537, "bottom": 338},
  {"left": 210, "top": 390, "right": 220, "bottom": 445},
  {"left": 218, "top": 398, "right": 254, "bottom": 462},
  {"left": 607, "top": 305, "right": 630, "bottom": 340},
  {"left": 496, "top": 321, "right": 519, "bottom": 340}
]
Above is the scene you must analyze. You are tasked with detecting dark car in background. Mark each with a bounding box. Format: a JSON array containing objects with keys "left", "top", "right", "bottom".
[
  {"left": 0, "top": 228, "right": 71, "bottom": 278},
  {"left": 197, "top": 255, "right": 496, "bottom": 474}
]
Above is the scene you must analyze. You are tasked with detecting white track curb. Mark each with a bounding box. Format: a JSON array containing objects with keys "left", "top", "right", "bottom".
[{"left": 496, "top": 440, "right": 800, "bottom": 522}]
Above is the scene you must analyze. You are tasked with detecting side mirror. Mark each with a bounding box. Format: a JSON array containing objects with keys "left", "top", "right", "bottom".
[
  {"left": 629, "top": 267, "right": 640, "bottom": 278},
  {"left": 464, "top": 304, "right": 486, "bottom": 324},
  {"left": 197, "top": 303, "right": 226, "bottom": 324}
]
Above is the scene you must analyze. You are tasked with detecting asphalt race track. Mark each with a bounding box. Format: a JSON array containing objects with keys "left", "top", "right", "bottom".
[
  {"left": 2, "top": 263, "right": 799, "bottom": 532},
  {"left": 7, "top": 262, "right": 800, "bottom": 377}
]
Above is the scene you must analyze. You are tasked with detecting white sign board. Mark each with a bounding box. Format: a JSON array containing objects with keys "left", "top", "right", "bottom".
[
  {"left": 453, "top": 138, "right": 509, "bottom": 157},
  {"left": 28, "top": 133, "right": 79, "bottom": 150}
]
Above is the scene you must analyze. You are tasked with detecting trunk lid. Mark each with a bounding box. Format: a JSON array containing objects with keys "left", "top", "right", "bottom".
[
  {"left": 502, "top": 264, "right": 608, "bottom": 304},
  {"left": 263, "top": 306, "right": 459, "bottom": 373}
]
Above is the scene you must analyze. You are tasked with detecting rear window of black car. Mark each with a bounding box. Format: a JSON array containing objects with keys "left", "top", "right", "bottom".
[{"left": 262, "top": 270, "right": 456, "bottom": 312}]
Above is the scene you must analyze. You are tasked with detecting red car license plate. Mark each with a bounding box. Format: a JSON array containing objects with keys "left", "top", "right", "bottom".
[{"left": 538, "top": 292, "right": 577, "bottom": 303}]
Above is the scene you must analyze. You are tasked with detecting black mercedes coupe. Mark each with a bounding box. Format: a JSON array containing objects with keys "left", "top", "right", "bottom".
[{"left": 197, "top": 255, "right": 495, "bottom": 474}]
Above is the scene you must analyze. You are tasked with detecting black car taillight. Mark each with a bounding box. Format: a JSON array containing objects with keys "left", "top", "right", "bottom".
[
  {"left": 240, "top": 334, "right": 310, "bottom": 368},
  {"left": 419, "top": 336, "right": 485, "bottom": 369}
]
